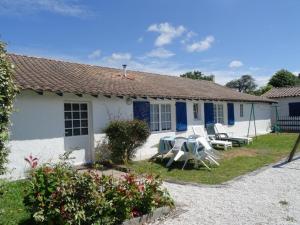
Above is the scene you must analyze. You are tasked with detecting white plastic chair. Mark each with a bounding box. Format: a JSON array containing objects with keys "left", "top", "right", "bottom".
[
  {"left": 180, "top": 137, "right": 220, "bottom": 170},
  {"left": 166, "top": 137, "right": 187, "bottom": 167},
  {"left": 215, "top": 123, "right": 253, "bottom": 144},
  {"left": 192, "top": 125, "right": 233, "bottom": 150}
]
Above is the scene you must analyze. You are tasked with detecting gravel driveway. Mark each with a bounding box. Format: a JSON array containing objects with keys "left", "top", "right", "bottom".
[{"left": 153, "top": 158, "right": 300, "bottom": 225}]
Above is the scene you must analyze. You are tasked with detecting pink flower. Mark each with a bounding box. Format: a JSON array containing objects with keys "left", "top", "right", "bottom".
[{"left": 24, "top": 154, "right": 38, "bottom": 169}]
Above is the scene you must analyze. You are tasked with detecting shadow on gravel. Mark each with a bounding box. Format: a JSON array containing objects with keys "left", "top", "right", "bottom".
[{"left": 273, "top": 155, "right": 300, "bottom": 169}]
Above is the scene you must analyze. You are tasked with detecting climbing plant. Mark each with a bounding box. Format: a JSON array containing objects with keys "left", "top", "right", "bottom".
[{"left": 0, "top": 41, "right": 18, "bottom": 175}]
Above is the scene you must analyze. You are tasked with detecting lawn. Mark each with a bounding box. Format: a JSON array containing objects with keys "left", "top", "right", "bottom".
[
  {"left": 129, "top": 133, "right": 299, "bottom": 185},
  {"left": 0, "top": 180, "right": 32, "bottom": 225}
]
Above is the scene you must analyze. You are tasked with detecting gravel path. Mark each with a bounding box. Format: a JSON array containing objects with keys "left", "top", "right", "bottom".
[{"left": 153, "top": 159, "right": 300, "bottom": 225}]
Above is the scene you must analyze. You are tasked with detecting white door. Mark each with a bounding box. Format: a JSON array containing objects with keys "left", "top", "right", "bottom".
[{"left": 64, "top": 102, "right": 92, "bottom": 165}]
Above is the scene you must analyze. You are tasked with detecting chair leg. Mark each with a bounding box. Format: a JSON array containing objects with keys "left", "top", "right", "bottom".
[
  {"left": 200, "top": 160, "right": 211, "bottom": 170},
  {"left": 182, "top": 156, "right": 189, "bottom": 170},
  {"left": 166, "top": 155, "right": 175, "bottom": 167},
  {"left": 208, "top": 155, "right": 219, "bottom": 166}
]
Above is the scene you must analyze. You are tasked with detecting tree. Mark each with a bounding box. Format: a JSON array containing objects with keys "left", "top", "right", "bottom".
[
  {"left": 252, "top": 84, "right": 273, "bottom": 96},
  {"left": 268, "top": 69, "right": 297, "bottom": 87},
  {"left": 0, "top": 41, "right": 18, "bottom": 175},
  {"left": 180, "top": 70, "right": 214, "bottom": 81},
  {"left": 225, "top": 75, "right": 257, "bottom": 93}
]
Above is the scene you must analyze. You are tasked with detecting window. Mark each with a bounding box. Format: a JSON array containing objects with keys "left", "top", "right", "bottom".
[
  {"left": 150, "top": 104, "right": 160, "bottom": 131},
  {"left": 289, "top": 102, "right": 300, "bottom": 117},
  {"left": 213, "top": 103, "right": 224, "bottom": 124},
  {"left": 240, "top": 104, "right": 244, "bottom": 117},
  {"left": 193, "top": 103, "right": 201, "bottom": 120},
  {"left": 161, "top": 104, "right": 172, "bottom": 130},
  {"left": 150, "top": 103, "right": 172, "bottom": 132},
  {"left": 64, "top": 103, "right": 88, "bottom": 137}
]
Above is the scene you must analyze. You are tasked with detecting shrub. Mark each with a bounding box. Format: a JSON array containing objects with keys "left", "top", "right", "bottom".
[
  {"left": 104, "top": 120, "right": 150, "bottom": 164},
  {"left": 94, "top": 138, "right": 112, "bottom": 164},
  {"left": 24, "top": 157, "right": 174, "bottom": 225},
  {"left": 0, "top": 41, "right": 18, "bottom": 175}
]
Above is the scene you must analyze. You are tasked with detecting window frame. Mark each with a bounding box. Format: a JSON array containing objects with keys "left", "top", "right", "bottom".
[
  {"left": 64, "top": 102, "right": 89, "bottom": 137},
  {"left": 193, "top": 103, "right": 202, "bottom": 121},
  {"left": 213, "top": 103, "right": 224, "bottom": 124},
  {"left": 149, "top": 103, "right": 172, "bottom": 132},
  {"left": 240, "top": 104, "right": 244, "bottom": 117}
]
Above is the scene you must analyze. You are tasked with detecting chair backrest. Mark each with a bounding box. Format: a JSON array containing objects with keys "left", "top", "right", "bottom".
[
  {"left": 197, "top": 137, "right": 212, "bottom": 151},
  {"left": 214, "top": 123, "right": 227, "bottom": 134},
  {"left": 192, "top": 126, "right": 207, "bottom": 137},
  {"left": 206, "top": 123, "right": 216, "bottom": 135},
  {"left": 173, "top": 137, "right": 187, "bottom": 151}
]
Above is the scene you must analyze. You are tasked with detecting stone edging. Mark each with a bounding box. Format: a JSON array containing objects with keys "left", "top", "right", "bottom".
[{"left": 121, "top": 206, "right": 172, "bottom": 225}]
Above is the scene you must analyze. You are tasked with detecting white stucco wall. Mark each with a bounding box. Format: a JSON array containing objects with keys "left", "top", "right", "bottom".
[
  {"left": 4, "top": 90, "right": 272, "bottom": 179},
  {"left": 5, "top": 90, "right": 133, "bottom": 179},
  {"left": 271, "top": 97, "right": 300, "bottom": 117}
]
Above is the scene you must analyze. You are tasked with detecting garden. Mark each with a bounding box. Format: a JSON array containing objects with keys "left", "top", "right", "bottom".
[
  {"left": 0, "top": 120, "right": 174, "bottom": 225},
  {"left": 129, "top": 133, "right": 298, "bottom": 184}
]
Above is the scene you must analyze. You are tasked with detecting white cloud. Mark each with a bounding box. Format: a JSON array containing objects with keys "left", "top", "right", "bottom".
[
  {"left": 186, "top": 35, "right": 215, "bottom": 52},
  {"left": 100, "top": 52, "right": 132, "bottom": 67},
  {"left": 146, "top": 48, "right": 175, "bottom": 58},
  {"left": 147, "top": 22, "right": 186, "bottom": 46},
  {"left": 181, "top": 31, "right": 197, "bottom": 44},
  {"left": 0, "top": 0, "right": 89, "bottom": 17},
  {"left": 229, "top": 60, "right": 243, "bottom": 68},
  {"left": 110, "top": 53, "right": 131, "bottom": 61},
  {"left": 137, "top": 37, "right": 143, "bottom": 43},
  {"left": 88, "top": 49, "right": 101, "bottom": 59},
  {"left": 293, "top": 71, "right": 300, "bottom": 76}
]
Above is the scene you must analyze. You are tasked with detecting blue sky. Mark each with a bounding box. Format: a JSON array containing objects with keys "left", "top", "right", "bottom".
[{"left": 0, "top": 0, "right": 299, "bottom": 85}]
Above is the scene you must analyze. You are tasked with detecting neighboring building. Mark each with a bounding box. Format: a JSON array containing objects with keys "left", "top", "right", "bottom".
[
  {"left": 5, "top": 54, "right": 274, "bottom": 179},
  {"left": 263, "top": 86, "right": 300, "bottom": 131},
  {"left": 263, "top": 86, "right": 300, "bottom": 117}
]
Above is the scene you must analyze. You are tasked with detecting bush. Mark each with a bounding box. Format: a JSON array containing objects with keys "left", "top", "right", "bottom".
[
  {"left": 94, "top": 138, "right": 112, "bottom": 164},
  {"left": 104, "top": 120, "right": 150, "bottom": 164},
  {"left": 24, "top": 157, "right": 174, "bottom": 225},
  {"left": 0, "top": 41, "right": 18, "bottom": 175}
]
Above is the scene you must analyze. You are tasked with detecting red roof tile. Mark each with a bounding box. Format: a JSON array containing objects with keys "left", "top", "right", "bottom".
[{"left": 8, "top": 53, "right": 274, "bottom": 103}]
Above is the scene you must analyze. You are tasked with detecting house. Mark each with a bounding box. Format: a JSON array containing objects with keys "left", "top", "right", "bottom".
[
  {"left": 5, "top": 54, "right": 274, "bottom": 179},
  {"left": 263, "top": 86, "right": 300, "bottom": 131}
]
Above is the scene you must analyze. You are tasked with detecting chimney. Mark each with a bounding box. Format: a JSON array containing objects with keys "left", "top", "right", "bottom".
[
  {"left": 122, "top": 64, "right": 127, "bottom": 77},
  {"left": 211, "top": 75, "right": 215, "bottom": 82}
]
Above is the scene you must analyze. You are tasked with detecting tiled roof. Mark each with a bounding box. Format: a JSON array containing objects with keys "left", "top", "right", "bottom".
[
  {"left": 263, "top": 86, "right": 300, "bottom": 98},
  {"left": 8, "top": 53, "right": 274, "bottom": 103}
]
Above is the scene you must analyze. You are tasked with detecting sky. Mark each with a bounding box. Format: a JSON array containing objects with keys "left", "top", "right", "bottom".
[{"left": 0, "top": 0, "right": 299, "bottom": 86}]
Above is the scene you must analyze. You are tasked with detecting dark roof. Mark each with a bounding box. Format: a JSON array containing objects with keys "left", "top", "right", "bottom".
[
  {"left": 8, "top": 53, "right": 274, "bottom": 103},
  {"left": 263, "top": 86, "right": 300, "bottom": 98}
]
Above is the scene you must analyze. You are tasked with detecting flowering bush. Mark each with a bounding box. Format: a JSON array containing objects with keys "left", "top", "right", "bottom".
[
  {"left": 0, "top": 41, "right": 18, "bottom": 175},
  {"left": 24, "top": 157, "right": 174, "bottom": 225}
]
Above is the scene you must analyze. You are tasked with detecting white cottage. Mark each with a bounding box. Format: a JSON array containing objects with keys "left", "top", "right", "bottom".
[
  {"left": 263, "top": 86, "right": 300, "bottom": 131},
  {"left": 5, "top": 54, "right": 274, "bottom": 179}
]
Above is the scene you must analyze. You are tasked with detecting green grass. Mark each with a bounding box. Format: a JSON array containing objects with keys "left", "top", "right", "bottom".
[
  {"left": 129, "top": 133, "right": 299, "bottom": 185},
  {"left": 0, "top": 180, "right": 32, "bottom": 225}
]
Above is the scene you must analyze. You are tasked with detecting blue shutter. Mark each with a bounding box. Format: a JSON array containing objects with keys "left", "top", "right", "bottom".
[
  {"left": 133, "top": 101, "right": 150, "bottom": 126},
  {"left": 227, "top": 103, "right": 235, "bottom": 125},
  {"left": 176, "top": 102, "right": 187, "bottom": 131},
  {"left": 289, "top": 102, "right": 300, "bottom": 117},
  {"left": 204, "top": 103, "right": 214, "bottom": 127}
]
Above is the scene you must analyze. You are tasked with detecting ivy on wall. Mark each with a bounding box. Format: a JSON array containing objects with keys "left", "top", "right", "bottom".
[{"left": 0, "top": 41, "right": 18, "bottom": 175}]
